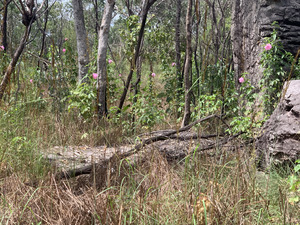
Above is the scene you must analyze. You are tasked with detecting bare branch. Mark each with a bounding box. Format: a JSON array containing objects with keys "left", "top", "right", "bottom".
[
  {"left": 12, "top": 0, "right": 23, "bottom": 13},
  {"left": 18, "top": 0, "right": 26, "bottom": 13},
  {"left": 36, "top": 0, "right": 46, "bottom": 13},
  {"left": 36, "top": 0, "right": 56, "bottom": 19},
  {"left": 26, "top": 51, "right": 50, "bottom": 65}
]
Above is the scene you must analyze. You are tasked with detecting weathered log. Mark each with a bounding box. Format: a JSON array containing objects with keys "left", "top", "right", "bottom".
[
  {"left": 57, "top": 114, "right": 231, "bottom": 179},
  {"left": 57, "top": 114, "right": 244, "bottom": 180}
]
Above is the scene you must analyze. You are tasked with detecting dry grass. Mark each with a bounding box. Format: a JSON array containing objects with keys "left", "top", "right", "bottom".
[
  {"left": 0, "top": 107, "right": 299, "bottom": 224},
  {"left": 1, "top": 145, "right": 299, "bottom": 224}
]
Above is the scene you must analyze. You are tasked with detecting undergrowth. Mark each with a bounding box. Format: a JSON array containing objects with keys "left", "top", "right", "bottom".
[{"left": 0, "top": 106, "right": 299, "bottom": 224}]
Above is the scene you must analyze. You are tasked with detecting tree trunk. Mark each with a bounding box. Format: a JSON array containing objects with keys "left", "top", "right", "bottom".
[
  {"left": 0, "top": 0, "right": 38, "bottom": 101},
  {"left": 194, "top": 0, "right": 200, "bottom": 97},
  {"left": 0, "top": 25, "right": 31, "bottom": 101},
  {"left": 231, "top": 0, "right": 300, "bottom": 88},
  {"left": 72, "top": 0, "right": 90, "bottom": 82},
  {"left": 1, "top": 0, "right": 11, "bottom": 52},
  {"left": 38, "top": 0, "right": 49, "bottom": 69},
  {"left": 181, "top": 0, "right": 193, "bottom": 127},
  {"left": 93, "top": 0, "right": 100, "bottom": 37},
  {"left": 131, "top": 53, "right": 143, "bottom": 128},
  {"left": 117, "top": 0, "right": 157, "bottom": 113},
  {"left": 175, "top": 0, "right": 182, "bottom": 103},
  {"left": 96, "top": 0, "right": 115, "bottom": 118},
  {"left": 231, "top": 0, "right": 244, "bottom": 87}
]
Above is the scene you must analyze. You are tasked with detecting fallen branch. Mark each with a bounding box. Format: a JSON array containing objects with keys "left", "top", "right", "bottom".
[
  {"left": 190, "top": 131, "right": 244, "bottom": 153},
  {"left": 57, "top": 114, "right": 230, "bottom": 179},
  {"left": 121, "top": 114, "right": 218, "bottom": 158}
]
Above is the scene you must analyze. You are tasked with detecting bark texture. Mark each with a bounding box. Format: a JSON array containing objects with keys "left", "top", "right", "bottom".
[
  {"left": 38, "top": 0, "right": 49, "bottom": 69},
  {"left": 175, "top": 0, "right": 182, "bottom": 97},
  {"left": 1, "top": 0, "right": 11, "bottom": 52},
  {"left": 231, "top": 0, "right": 300, "bottom": 87},
  {"left": 72, "top": 0, "right": 90, "bottom": 82},
  {"left": 256, "top": 80, "right": 300, "bottom": 169},
  {"left": 97, "top": 0, "right": 115, "bottom": 117},
  {"left": 181, "top": 0, "right": 193, "bottom": 127}
]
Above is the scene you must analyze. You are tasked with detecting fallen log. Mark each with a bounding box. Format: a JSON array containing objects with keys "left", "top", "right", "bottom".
[{"left": 56, "top": 114, "right": 238, "bottom": 179}]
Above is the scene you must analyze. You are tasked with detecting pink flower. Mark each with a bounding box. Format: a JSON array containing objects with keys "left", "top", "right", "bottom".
[
  {"left": 62, "top": 48, "right": 66, "bottom": 52},
  {"left": 30, "top": 79, "right": 33, "bottom": 83},
  {"left": 172, "top": 62, "right": 176, "bottom": 67},
  {"left": 118, "top": 74, "right": 122, "bottom": 77},
  {"left": 239, "top": 77, "right": 244, "bottom": 83},
  {"left": 264, "top": 43, "right": 272, "bottom": 51},
  {"left": 92, "top": 73, "right": 98, "bottom": 79},
  {"left": 108, "top": 59, "right": 113, "bottom": 64},
  {"left": 0, "top": 45, "right": 4, "bottom": 51},
  {"left": 151, "top": 73, "right": 156, "bottom": 77},
  {"left": 64, "top": 38, "right": 68, "bottom": 41}
]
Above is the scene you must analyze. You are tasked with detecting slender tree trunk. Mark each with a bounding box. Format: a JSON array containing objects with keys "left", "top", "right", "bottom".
[
  {"left": 125, "top": 0, "right": 134, "bottom": 16},
  {"left": 38, "top": 0, "right": 49, "bottom": 69},
  {"left": 181, "top": 0, "right": 193, "bottom": 127},
  {"left": 0, "top": 25, "right": 31, "bottom": 101},
  {"left": 117, "top": 0, "right": 157, "bottom": 113},
  {"left": 132, "top": 53, "right": 143, "bottom": 128},
  {"left": 175, "top": 0, "right": 182, "bottom": 102},
  {"left": 72, "top": 0, "right": 90, "bottom": 82},
  {"left": 134, "top": 46, "right": 143, "bottom": 97},
  {"left": 194, "top": 0, "right": 201, "bottom": 97},
  {"left": 97, "top": 0, "right": 115, "bottom": 118},
  {"left": 0, "top": 0, "right": 38, "bottom": 101},
  {"left": 1, "top": 0, "right": 11, "bottom": 52},
  {"left": 231, "top": 0, "right": 243, "bottom": 87},
  {"left": 93, "top": 0, "right": 99, "bottom": 37}
]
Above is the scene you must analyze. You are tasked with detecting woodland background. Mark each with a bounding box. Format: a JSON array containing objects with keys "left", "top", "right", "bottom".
[{"left": 0, "top": 0, "right": 300, "bottom": 224}]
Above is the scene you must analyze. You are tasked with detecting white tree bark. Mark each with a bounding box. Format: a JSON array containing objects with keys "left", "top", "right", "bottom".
[
  {"left": 97, "top": 0, "right": 115, "bottom": 117},
  {"left": 72, "top": 0, "right": 90, "bottom": 82}
]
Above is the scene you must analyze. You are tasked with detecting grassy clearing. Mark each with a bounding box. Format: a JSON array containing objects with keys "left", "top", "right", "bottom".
[{"left": 0, "top": 106, "right": 299, "bottom": 224}]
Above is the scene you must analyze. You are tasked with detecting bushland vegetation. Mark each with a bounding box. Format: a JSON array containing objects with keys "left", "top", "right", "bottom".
[{"left": 0, "top": 0, "right": 299, "bottom": 224}]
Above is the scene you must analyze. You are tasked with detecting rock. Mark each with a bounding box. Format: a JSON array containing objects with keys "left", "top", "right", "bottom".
[
  {"left": 256, "top": 80, "right": 300, "bottom": 169},
  {"left": 231, "top": 0, "right": 300, "bottom": 87}
]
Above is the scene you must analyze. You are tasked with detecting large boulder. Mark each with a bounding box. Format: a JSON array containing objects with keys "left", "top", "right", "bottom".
[
  {"left": 256, "top": 80, "right": 300, "bottom": 168},
  {"left": 231, "top": 0, "right": 300, "bottom": 87}
]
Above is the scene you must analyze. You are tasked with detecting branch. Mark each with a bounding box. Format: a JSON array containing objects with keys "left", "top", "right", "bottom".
[
  {"left": 57, "top": 114, "right": 223, "bottom": 179},
  {"left": 26, "top": 51, "right": 50, "bottom": 64},
  {"left": 57, "top": 131, "right": 244, "bottom": 180},
  {"left": 188, "top": 131, "right": 244, "bottom": 154},
  {"left": 36, "top": 0, "right": 46, "bottom": 13},
  {"left": 13, "top": 0, "right": 23, "bottom": 13}
]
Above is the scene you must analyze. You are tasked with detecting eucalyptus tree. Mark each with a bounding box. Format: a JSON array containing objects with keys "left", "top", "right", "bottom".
[
  {"left": 38, "top": 0, "right": 48, "bottom": 69},
  {"left": 175, "top": 0, "right": 182, "bottom": 101},
  {"left": 72, "top": 0, "right": 90, "bottom": 82},
  {"left": 96, "top": 0, "right": 115, "bottom": 117},
  {"left": 181, "top": 0, "right": 192, "bottom": 127}
]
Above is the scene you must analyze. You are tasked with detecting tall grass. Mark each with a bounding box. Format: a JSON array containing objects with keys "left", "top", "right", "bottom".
[{"left": 0, "top": 101, "right": 299, "bottom": 224}]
